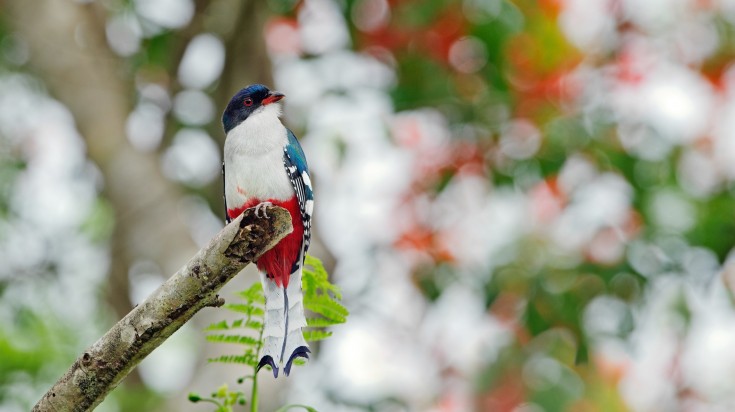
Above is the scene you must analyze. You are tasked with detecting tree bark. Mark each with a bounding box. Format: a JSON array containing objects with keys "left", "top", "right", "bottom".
[{"left": 32, "top": 206, "right": 292, "bottom": 412}]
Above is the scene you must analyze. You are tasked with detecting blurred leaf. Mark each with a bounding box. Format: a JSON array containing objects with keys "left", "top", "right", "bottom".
[
  {"left": 79, "top": 198, "right": 115, "bottom": 243},
  {"left": 688, "top": 193, "right": 735, "bottom": 260}
]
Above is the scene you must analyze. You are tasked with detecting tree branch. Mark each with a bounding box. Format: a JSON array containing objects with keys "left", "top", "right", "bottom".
[{"left": 32, "top": 206, "right": 293, "bottom": 412}]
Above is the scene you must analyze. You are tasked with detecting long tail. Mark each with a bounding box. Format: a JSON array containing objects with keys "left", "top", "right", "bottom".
[{"left": 256, "top": 269, "right": 310, "bottom": 377}]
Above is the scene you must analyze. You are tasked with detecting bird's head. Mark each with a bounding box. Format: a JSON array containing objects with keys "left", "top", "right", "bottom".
[{"left": 222, "top": 84, "right": 285, "bottom": 134}]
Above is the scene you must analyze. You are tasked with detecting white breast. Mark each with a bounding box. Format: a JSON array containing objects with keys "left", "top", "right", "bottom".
[{"left": 224, "top": 104, "right": 294, "bottom": 207}]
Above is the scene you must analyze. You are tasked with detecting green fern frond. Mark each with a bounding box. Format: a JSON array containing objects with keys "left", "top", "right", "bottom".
[
  {"left": 206, "top": 334, "right": 260, "bottom": 346},
  {"left": 224, "top": 303, "right": 264, "bottom": 317},
  {"left": 244, "top": 320, "right": 263, "bottom": 330},
  {"left": 300, "top": 255, "right": 348, "bottom": 344},
  {"left": 205, "top": 319, "right": 264, "bottom": 332},
  {"left": 302, "top": 330, "right": 333, "bottom": 342},
  {"left": 305, "top": 317, "right": 344, "bottom": 327},
  {"left": 303, "top": 255, "right": 342, "bottom": 300},
  {"left": 237, "top": 282, "right": 266, "bottom": 303},
  {"left": 205, "top": 320, "right": 231, "bottom": 331},
  {"left": 304, "top": 295, "right": 348, "bottom": 322},
  {"left": 208, "top": 354, "right": 259, "bottom": 367}
]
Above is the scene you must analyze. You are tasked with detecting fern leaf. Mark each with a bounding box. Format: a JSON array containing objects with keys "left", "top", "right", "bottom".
[
  {"left": 208, "top": 354, "right": 258, "bottom": 367},
  {"left": 306, "top": 317, "right": 344, "bottom": 328},
  {"left": 205, "top": 320, "right": 231, "bottom": 331},
  {"left": 206, "top": 334, "right": 260, "bottom": 346},
  {"left": 245, "top": 320, "right": 263, "bottom": 330},
  {"left": 305, "top": 295, "right": 348, "bottom": 322},
  {"left": 224, "top": 303, "right": 264, "bottom": 317},
  {"left": 206, "top": 318, "right": 262, "bottom": 331},
  {"left": 237, "top": 283, "right": 265, "bottom": 303},
  {"left": 303, "top": 330, "right": 333, "bottom": 342},
  {"left": 304, "top": 255, "right": 328, "bottom": 280},
  {"left": 304, "top": 255, "right": 342, "bottom": 300}
]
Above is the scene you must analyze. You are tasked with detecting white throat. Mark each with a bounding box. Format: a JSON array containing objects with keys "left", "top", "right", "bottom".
[
  {"left": 225, "top": 103, "right": 286, "bottom": 155},
  {"left": 223, "top": 102, "right": 294, "bottom": 205}
]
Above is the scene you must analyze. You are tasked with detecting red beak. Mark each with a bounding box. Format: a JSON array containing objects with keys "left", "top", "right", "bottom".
[{"left": 263, "top": 91, "right": 285, "bottom": 105}]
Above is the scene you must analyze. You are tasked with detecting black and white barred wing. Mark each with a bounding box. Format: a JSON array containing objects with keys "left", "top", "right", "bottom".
[{"left": 283, "top": 129, "right": 313, "bottom": 260}]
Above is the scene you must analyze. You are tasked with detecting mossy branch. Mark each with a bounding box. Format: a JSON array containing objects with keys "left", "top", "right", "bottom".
[{"left": 32, "top": 206, "right": 293, "bottom": 412}]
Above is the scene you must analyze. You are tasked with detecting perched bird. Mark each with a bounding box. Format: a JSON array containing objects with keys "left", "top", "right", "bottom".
[{"left": 221, "top": 84, "right": 313, "bottom": 377}]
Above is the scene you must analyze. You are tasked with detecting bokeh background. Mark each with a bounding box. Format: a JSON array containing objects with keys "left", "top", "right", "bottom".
[{"left": 2, "top": 0, "right": 735, "bottom": 411}]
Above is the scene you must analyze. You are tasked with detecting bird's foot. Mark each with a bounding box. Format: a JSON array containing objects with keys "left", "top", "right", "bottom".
[{"left": 254, "top": 201, "right": 274, "bottom": 218}]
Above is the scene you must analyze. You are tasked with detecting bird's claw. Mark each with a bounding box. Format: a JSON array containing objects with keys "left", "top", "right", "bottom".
[{"left": 254, "top": 202, "right": 273, "bottom": 218}]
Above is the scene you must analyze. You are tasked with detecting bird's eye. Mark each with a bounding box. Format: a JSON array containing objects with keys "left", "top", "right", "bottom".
[{"left": 244, "top": 98, "right": 253, "bottom": 107}]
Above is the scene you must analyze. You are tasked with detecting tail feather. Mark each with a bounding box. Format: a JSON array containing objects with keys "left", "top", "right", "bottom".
[
  {"left": 284, "top": 345, "right": 310, "bottom": 376},
  {"left": 256, "top": 355, "right": 278, "bottom": 378},
  {"left": 257, "top": 269, "right": 309, "bottom": 377}
]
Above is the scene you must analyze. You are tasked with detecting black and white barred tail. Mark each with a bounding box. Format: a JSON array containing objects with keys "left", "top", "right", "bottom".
[{"left": 256, "top": 269, "right": 310, "bottom": 377}]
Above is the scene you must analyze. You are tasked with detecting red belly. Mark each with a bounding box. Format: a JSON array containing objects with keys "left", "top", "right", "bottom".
[{"left": 227, "top": 197, "right": 304, "bottom": 288}]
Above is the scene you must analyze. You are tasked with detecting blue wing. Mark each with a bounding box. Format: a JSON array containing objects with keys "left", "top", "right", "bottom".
[
  {"left": 283, "top": 129, "right": 313, "bottom": 261},
  {"left": 222, "top": 161, "right": 231, "bottom": 224}
]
